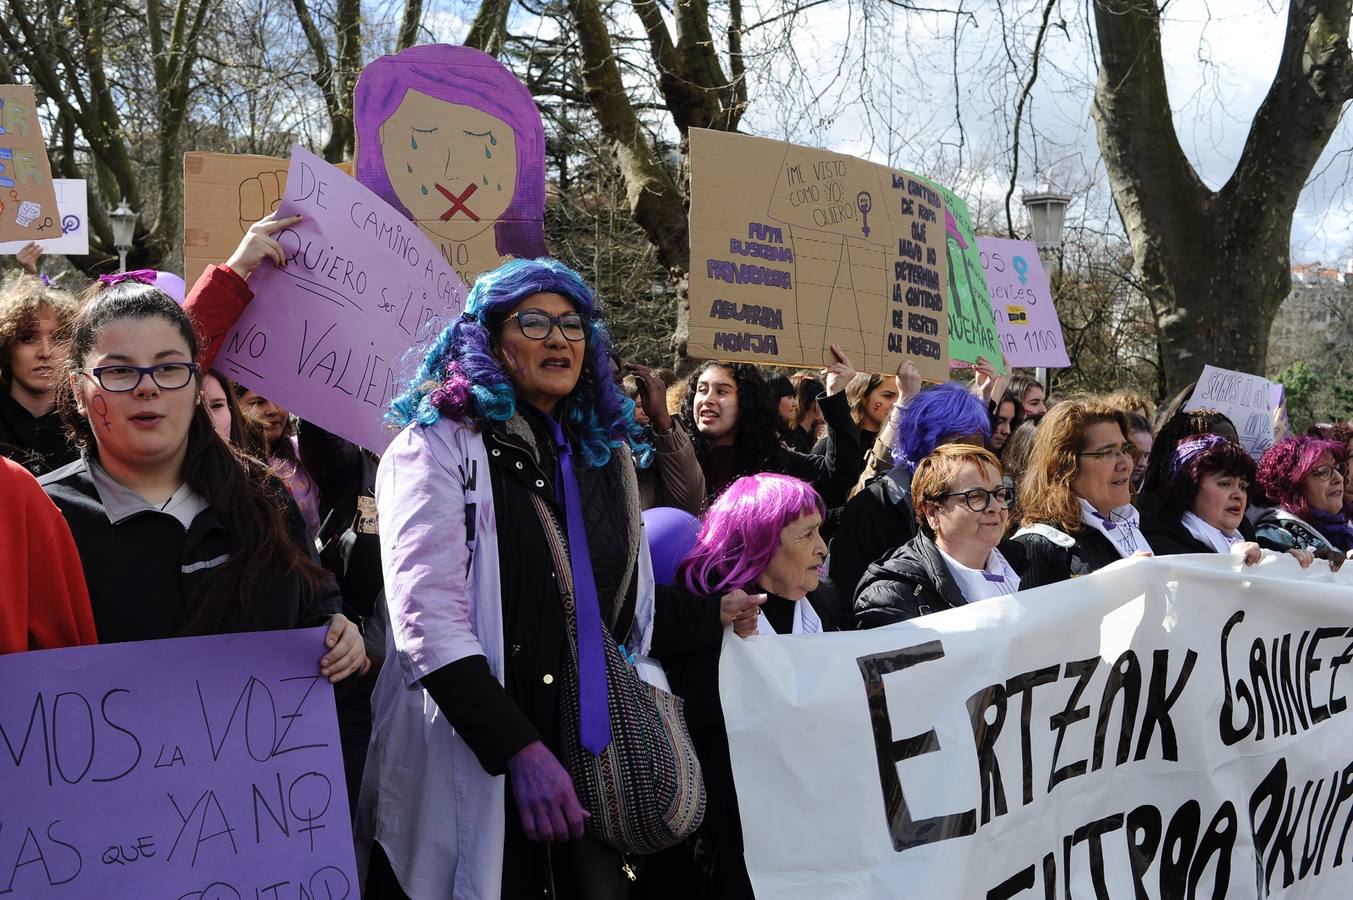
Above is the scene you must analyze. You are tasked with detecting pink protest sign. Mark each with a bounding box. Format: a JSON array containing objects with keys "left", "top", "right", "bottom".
[
  {"left": 218, "top": 144, "right": 468, "bottom": 454},
  {"left": 0, "top": 628, "right": 357, "bottom": 899},
  {"left": 976, "top": 236, "right": 1070, "bottom": 368}
]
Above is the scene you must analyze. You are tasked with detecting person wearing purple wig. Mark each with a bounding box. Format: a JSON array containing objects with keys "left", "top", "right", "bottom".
[
  {"left": 354, "top": 44, "right": 548, "bottom": 286},
  {"left": 653, "top": 474, "right": 849, "bottom": 899},
  {"left": 1255, "top": 436, "right": 1353, "bottom": 566},
  {"left": 362, "top": 257, "right": 658, "bottom": 898},
  {"left": 826, "top": 382, "right": 991, "bottom": 600}
]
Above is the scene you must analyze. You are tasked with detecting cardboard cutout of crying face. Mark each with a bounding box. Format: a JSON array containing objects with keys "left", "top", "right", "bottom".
[
  {"left": 354, "top": 44, "right": 548, "bottom": 286},
  {"left": 380, "top": 90, "right": 518, "bottom": 243}
]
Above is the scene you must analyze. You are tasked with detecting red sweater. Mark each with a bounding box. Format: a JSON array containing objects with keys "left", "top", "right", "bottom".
[
  {"left": 184, "top": 263, "right": 254, "bottom": 372},
  {"left": 1, "top": 456, "right": 98, "bottom": 652}
]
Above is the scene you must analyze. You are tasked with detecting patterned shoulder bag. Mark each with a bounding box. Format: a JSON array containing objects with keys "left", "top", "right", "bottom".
[{"left": 528, "top": 492, "right": 706, "bottom": 854}]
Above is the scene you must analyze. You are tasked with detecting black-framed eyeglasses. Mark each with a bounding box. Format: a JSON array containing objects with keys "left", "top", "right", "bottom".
[
  {"left": 1078, "top": 443, "right": 1135, "bottom": 461},
  {"left": 934, "top": 486, "right": 1016, "bottom": 512},
  {"left": 506, "top": 309, "right": 587, "bottom": 342},
  {"left": 80, "top": 362, "right": 199, "bottom": 392}
]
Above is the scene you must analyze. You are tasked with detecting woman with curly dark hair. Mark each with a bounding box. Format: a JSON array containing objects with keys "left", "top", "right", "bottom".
[
  {"left": 1255, "top": 436, "right": 1353, "bottom": 564},
  {"left": 1139, "top": 434, "right": 1311, "bottom": 566},
  {"left": 678, "top": 348, "right": 862, "bottom": 504}
]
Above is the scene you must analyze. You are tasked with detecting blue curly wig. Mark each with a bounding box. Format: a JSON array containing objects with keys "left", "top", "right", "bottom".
[
  {"left": 389, "top": 257, "right": 651, "bottom": 469},
  {"left": 891, "top": 382, "right": 991, "bottom": 472}
]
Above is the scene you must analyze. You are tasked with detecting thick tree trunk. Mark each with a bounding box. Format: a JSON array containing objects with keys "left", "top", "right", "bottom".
[
  {"left": 566, "top": 0, "right": 690, "bottom": 275},
  {"left": 1092, "top": 0, "right": 1353, "bottom": 396}
]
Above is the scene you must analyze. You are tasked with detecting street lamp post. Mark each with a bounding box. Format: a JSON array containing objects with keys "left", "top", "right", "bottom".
[
  {"left": 108, "top": 198, "right": 138, "bottom": 274},
  {"left": 1021, "top": 181, "right": 1073, "bottom": 390}
]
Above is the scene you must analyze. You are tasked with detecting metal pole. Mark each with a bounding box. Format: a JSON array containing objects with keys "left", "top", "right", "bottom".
[{"left": 117, "top": 247, "right": 128, "bottom": 273}]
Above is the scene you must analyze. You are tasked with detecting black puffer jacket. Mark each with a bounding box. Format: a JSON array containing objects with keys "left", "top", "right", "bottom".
[
  {"left": 827, "top": 463, "right": 916, "bottom": 604},
  {"left": 855, "top": 531, "right": 1026, "bottom": 626},
  {"left": 1136, "top": 490, "right": 1256, "bottom": 556},
  {"left": 1011, "top": 522, "right": 1122, "bottom": 589},
  {"left": 1254, "top": 507, "right": 1342, "bottom": 557}
]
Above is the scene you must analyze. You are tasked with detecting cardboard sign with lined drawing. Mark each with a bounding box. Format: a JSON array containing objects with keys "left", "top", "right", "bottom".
[{"left": 688, "top": 128, "right": 950, "bottom": 382}]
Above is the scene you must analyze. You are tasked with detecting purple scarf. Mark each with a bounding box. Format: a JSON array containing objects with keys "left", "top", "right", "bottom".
[{"left": 1309, "top": 508, "right": 1353, "bottom": 552}]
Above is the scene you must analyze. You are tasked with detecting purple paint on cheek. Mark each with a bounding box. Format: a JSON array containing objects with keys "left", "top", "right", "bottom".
[{"left": 90, "top": 394, "right": 111, "bottom": 431}]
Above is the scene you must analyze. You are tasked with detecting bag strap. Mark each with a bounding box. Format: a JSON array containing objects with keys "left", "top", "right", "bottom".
[{"left": 526, "top": 491, "right": 582, "bottom": 661}]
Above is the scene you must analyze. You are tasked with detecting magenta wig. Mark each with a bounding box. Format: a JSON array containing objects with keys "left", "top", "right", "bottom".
[
  {"left": 677, "top": 474, "right": 825, "bottom": 596},
  {"left": 353, "top": 44, "right": 547, "bottom": 259},
  {"left": 1257, "top": 436, "right": 1343, "bottom": 521}
]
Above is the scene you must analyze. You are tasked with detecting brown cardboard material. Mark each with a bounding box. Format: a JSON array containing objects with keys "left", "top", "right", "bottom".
[
  {"left": 183, "top": 152, "right": 352, "bottom": 287},
  {"left": 0, "top": 85, "right": 61, "bottom": 244},
  {"left": 688, "top": 128, "right": 949, "bottom": 381}
]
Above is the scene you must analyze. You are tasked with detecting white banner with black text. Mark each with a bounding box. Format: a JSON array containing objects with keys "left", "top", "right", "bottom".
[{"left": 721, "top": 553, "right": 1353, "bottom": 898}]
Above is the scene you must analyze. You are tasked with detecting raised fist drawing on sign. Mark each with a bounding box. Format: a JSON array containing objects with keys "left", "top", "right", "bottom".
[{"left": 238, "top": 170, "right": 287, "bottom": 234}]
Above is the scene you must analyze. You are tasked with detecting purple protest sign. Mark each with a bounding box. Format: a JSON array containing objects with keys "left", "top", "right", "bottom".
[
  {"left": 217, "top": 144, "right": 468, "bottom": 454},
  {"left": 976, "top": 236, "right": 1070, "bottom": 368},
  {"left": 0, "top": 628, "right": 356, "bottom": 899}
]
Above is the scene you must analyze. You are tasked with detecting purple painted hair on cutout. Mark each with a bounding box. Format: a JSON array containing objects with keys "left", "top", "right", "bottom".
[{"left": 353, "top": 44, "right": 547, "bottom": 259}]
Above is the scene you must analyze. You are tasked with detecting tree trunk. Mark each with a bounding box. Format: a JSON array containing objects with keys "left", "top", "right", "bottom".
[
  {"left": 464, "top": 0, "right": 511, "bottom": 55},
  {"left": 1092, "top": 0, "right": 1353, "bottom": 396}
]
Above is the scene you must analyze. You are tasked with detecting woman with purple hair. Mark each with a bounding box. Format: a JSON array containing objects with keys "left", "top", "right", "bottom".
[
  {"left": 1255, "top": 436, "right": 1353, "bottom": 565},
  {"left": 827, "top": 382, "right": 991, "bottom": 599},
  {"left": 360, "top": 258, "right": 657, "bottom": 898},
  {"left": 654, "top": 474, "right": 849, "bottom": 899},
  {"left": 1139, "top": 435, "right": 1312, "bottom": 566}
]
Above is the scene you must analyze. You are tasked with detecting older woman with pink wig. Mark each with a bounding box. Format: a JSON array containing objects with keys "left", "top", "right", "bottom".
[
  {"left": 1255, "top": 436, "right": 1353, "bottom": 564},
  {"left": 653, "top": 474, "right": 850, "bottom": 898}
]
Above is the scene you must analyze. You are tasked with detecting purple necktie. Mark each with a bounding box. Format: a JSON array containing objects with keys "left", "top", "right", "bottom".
[{"left": 545, "top": 416, "right": 611, "bottom": 755}]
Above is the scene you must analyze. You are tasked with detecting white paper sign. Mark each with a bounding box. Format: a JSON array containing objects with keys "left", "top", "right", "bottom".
[
  {"left": 1183, "top": 363, "right": 1282, "bottom": 458},
  {"left": 721, "top": 553, "right": 1353, "bottom": 899},
  {"left": 0, "top": 179, "right": 89, "bottom": 255}
]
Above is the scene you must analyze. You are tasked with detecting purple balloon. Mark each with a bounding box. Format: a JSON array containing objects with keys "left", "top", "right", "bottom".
[
  {"left": 643, "top": 507, "right": 702, "bottom": 587},
  {"left": 155, "top": 271, "right": 186, "bottom": 304}
]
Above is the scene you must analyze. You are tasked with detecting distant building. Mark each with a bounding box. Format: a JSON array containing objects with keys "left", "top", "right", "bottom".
[{"left": 1268, "top": 261, "right": 1353, "bottom": 379}]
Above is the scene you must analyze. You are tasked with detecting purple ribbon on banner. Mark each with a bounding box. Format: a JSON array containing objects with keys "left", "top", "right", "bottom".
[{"left": 544, "top": 415, "right": 611, "bottom": 755}]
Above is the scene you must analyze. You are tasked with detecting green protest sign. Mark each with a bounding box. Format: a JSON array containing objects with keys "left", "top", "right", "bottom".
[{"left": 939, "top": 186, "right": 1005, "bottom": 373}]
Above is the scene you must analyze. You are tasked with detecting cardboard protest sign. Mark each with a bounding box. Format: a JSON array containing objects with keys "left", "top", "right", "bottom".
[
  {"left": 0, "top": 627, "right": 359, "bottom": 899},
  {"left": 1184, "top": 363, "right": 1283, "bottom": 457},
  {"left": 0, "top": 178, "right": 88, "bottom": 255},
  {"left": 938, "top": 186, "right": 1004, "bottom": 372},
  {"left": 977, "top": 236, "right": 1070, "bottom": 367},
  {"left": 722, "top": 552, "right": 1353, "bottom": 898},
  {"left": 183, "top": 152, "right": 354, "bottom": 289},
  {"left": 354, "top": 44, "right": 548, "bottom": 287},
  {"left": 688, "top": 128, "right": 950, "bottom": 381},
  {"left": 217, "top": 145, "right": 468, "bottom": 454},
  {"left": 0, "top": 85, "right": 61, "bottom": 243}
]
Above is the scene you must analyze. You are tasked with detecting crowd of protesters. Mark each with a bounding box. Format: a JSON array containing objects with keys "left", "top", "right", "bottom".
[{"left": 4, "top": 219, "right": 1350, "bottom": 900}]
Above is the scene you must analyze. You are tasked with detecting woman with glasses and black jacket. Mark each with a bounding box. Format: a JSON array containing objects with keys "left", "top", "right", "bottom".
[
  {"left": 855, "top": 445, "right": 1024, "bottom": 625},
  {"left": 1011, "top": 399, "right": 1154, "bottom": 589}
]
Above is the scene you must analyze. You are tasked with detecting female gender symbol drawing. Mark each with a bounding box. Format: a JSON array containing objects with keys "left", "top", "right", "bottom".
[{"left": 353, "top": 45, "right": 548, "bottom": 286}]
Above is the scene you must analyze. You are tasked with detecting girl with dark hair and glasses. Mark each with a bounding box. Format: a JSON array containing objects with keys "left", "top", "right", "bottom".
[
  {"left": 39, "top": 275, "right": 367, "bottom": 674},
  {"left": 855, "top": 444, "right": 1025, "bottom": 625}
]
